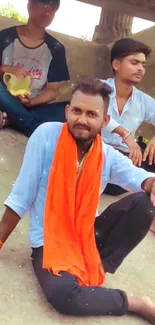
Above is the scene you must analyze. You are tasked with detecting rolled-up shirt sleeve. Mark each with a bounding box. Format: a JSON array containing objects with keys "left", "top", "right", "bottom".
[
  {"left": 4, "top": 125, "right": 45, "bottom": 218},
  {"left": 109, "top": 147, "right": 155, "bottom": 192},
  {"left": 103, "top": 117, "right": 120, "bottom": 133}
]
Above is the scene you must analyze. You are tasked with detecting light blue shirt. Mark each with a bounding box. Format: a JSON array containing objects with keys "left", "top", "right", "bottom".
[
  {"left": 4, "top": 122, "right": 155, "bottom": 248},
  {"left": 102, "top": 78, "right": 155, "bottom": 152}
]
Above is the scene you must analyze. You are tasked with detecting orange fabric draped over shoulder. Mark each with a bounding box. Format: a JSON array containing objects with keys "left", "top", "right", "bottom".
[{"left": 43, "top": 123, "right": 105, "bottom": 286}]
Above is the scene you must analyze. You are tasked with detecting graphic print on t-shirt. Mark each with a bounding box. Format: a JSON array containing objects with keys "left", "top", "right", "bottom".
[{"left": 14, "top": 57, "right": 43, "bottom": 81}]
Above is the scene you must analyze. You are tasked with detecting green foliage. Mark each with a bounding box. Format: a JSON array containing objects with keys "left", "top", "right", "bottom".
[{"left": 0, "top": 3, "right": 27, "bottom": 23}]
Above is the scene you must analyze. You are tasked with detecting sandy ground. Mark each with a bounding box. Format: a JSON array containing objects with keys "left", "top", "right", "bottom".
[{"left": 0, "top": 128, "right": 155, "bottom": 325}]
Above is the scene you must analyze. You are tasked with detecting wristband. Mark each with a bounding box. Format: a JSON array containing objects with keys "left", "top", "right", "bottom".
[
  {"left": 123, "top": 132, "right": 131, "bottom": 143},
  {"left": 0, "top": 241, "right": 3, "bottom": 249}
]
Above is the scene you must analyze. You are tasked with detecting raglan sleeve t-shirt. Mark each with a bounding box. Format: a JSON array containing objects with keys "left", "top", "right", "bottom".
[{"left": 0, "top": 26, "right": 70, "bottom": 97}]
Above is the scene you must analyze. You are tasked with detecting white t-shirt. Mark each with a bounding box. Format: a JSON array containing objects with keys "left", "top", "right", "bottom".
[{"left": 0, "top": 26, "right": 70, "bottom": 97}]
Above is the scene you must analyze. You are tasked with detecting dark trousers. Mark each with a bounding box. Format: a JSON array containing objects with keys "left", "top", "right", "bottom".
[
  {"left": 31, "top": 192, "right": 154, "bottom": 317},
  {"left": 0, "top": 81, "right": 68, "bottom": 137},
  {"left": 104, "top": 150, "right": 155, "bottom": 196}
]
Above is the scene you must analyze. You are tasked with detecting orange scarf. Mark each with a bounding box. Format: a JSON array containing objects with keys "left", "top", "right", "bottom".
[{"left": 43, "top": 123, "right": 105, "bottom": 286}]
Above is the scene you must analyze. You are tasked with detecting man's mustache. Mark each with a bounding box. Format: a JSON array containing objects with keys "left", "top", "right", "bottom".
[
  {"left": 133, "top": 73, "right": 143, "bottom": 77},
  {"left": 73, "top": 124, "right": 90, "bottom": 131}
]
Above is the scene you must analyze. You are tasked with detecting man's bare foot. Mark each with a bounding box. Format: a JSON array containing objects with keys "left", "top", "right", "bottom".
[
  {"left": 128, "top": 295, "right": 155, "bottom": 324},
  {"left": 150, "top": 218, "right": 155, "bottom": 234},
  {"left": 0, "top": 111, "right": 10, "bottom": 129}
]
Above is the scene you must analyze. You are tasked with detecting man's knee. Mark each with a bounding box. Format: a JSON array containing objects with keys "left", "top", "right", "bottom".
[
  {"left": 132, "top": 191, "right": 151, "bottom": 206},
  {"left": 129, "top": 191, "right": 148, "bottom": 200},
  {"left": 46, "top": 279, "right": 81, "bottom": 315},
  {"left": 130, "top": 192, "right": 154, "bottom": 223}
]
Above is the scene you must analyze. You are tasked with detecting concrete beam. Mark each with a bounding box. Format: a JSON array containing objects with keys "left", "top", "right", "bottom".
[{"left": 77, "top": 0, "right": 155, "bottom": 22}]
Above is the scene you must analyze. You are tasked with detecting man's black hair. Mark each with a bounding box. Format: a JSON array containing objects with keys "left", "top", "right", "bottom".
[
  {"left": 29, "top": 0, "right": 60, "bottom": 10},
  {"left": 72, "top": 77, "right": 112, "bottom": 113},
  {"left": 111, "top": 38, "right": 152, "bottom": 64}
]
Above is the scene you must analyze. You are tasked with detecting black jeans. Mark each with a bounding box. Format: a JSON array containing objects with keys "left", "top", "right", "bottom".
[
  {"left": 31, "top": 192, "right": 154, "bottom": 317},
  {"left": 0, "top": 81, "right": 68, "bottom": 137}
]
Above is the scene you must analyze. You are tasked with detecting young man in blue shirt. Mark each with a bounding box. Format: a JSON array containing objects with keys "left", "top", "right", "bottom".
[
  {"left": 102, "top": 38, "right": 155, "bottom": 232},
  {"left": 0, "top": 78, "right": 155, "bottom": 323}
]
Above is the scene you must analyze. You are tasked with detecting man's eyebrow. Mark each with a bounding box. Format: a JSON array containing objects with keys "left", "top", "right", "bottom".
[{"left": 130, "top": 59, "right": 146, "bottom": 64}]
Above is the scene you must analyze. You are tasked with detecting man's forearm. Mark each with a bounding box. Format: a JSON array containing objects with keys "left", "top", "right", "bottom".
[
  {"left": 0, "top": 65, "right": 13, "bottom": 74},
  {"left": 112, "top": 125, "right": 129, "bottom": 138},
  {"left": 0, "top": 65, "right": 8, "bottom": 74},
  {"left": 0, "top": 207, "right": 20, "bottom": 246},
  {"left": 29, "top": 88, "right": 58, "bottom": 107}
]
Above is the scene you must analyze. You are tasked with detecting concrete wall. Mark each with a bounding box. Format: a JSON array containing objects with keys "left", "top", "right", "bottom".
[{"left": 140, "top": 64, "right": 155, "bottom": 98}]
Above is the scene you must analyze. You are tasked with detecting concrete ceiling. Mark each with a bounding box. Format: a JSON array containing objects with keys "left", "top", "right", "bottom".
[{"left": 77, "top": 0, "right": 155, "bottom": 22}]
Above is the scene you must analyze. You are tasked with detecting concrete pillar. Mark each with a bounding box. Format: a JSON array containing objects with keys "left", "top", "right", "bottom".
[{"left": 93, "top": 8, "right": 133, "bottom": 44}]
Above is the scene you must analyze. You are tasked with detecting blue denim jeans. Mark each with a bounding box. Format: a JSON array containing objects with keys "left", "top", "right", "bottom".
[{"left": 0, "top": 81, "right": 68, "bottom": 137}]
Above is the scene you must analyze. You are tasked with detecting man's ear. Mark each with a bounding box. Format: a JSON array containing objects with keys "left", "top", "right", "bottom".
[
  {"left": 65, "top": 104, "right": 70, "bottom": 120},
  {"left": 102, "top": 114, "right": 110, "bottom": 129},
  {"left": 112, "top": 59, "right": 121, "bottom": 73}
]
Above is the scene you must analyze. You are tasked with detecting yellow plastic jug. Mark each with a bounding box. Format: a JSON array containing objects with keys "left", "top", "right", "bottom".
[{"left": 3, "top": 73, "right": 31, "bottom": 97}]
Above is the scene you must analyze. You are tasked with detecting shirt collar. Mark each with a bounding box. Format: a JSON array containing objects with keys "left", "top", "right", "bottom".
[{"left": 108, "top": 78, "right": 137, "bottom": 101}]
